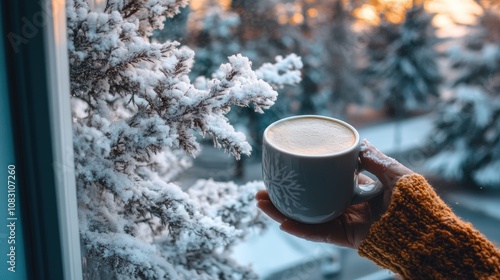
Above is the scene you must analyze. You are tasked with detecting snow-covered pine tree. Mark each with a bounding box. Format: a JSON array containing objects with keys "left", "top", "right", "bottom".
[
  {"left": 427, "top": 3, "right": 500, "bottom": 189},
  {"left": 186, "top": 0, "right": 304, "bottom": 145},
  {"left": 324, "top": 0, "right": 362, "bottom": 116},
  {"left": 363, "top": 3, "right": 441, "bottom": 117},
  {"left": 67, "top": 0, "right": 301, "bottom": 278},
  {"left": 191, "top": 0, "right": 369, "bottom": 119},
  {"left": 179, "top": 1, "right": 242, "bottom": 78},
  {"left": 361, "top": 15, "right": 400, "bottom": 99}
]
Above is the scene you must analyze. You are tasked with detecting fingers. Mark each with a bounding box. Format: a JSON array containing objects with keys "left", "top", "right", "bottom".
[
  {"left": 360, "top": 139, "right": 412, "bottom": 189},
  {"left": 256, "top": 190, "right": 356, "bottom": 248},
  {"left": 255, "top": 190, "right": 360, "bottom": 248},
  {"left": 358, "top": 173, "right": 374, "bottom": 185},
  {"left": 257, "top": 202, "right": 350, "bottom": 246},
  {"left": 256, "top": 192, "right": 341, "bottom": 243},
  {"left": 255, "top": 189, "right": 270, "bottom": 201},
  {"left": 256, "top": 190, "right": 288, "bottom": 224},
  {"left": 280, "top": 219, "right": 351, "bottom": 247},
  {"left": 257, "top": 199, "right": 288, "bottom": 224}
]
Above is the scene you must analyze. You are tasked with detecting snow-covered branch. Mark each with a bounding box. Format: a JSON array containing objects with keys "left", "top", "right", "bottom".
[
  {"left": 68, "top": 0, "right": 300, "bottom": 278},
  {"left": 256, "top": 54, "right": 303, "bottom": 88}
]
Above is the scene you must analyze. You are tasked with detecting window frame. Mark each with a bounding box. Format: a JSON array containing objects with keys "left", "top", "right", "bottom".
[{"left": 1, "top": 0, "right": 82, "bottom": 279}]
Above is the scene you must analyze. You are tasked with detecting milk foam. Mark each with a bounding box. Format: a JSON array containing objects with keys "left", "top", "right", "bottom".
[{"left": 266, "top": 117, "right": 356, "bottom": 155}]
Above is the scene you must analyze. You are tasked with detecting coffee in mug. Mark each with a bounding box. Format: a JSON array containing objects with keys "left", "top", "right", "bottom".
[
  {"left": 262, "top": 115, "right": 382, "bottom": 224},
  {"left": 265, "top": 116, "right": 356, "bottom": 155}
]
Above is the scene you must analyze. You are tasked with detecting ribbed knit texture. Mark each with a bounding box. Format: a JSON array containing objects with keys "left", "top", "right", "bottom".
[{"left": 358, "top": 174, "right": 500, "bottom": 279}]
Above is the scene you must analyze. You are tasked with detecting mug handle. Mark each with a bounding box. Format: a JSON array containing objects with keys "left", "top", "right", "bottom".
[{"left": 350, "top": 158, "right": 384, "bottom": 205}]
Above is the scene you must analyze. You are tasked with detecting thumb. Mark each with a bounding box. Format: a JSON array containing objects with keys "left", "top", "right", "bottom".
[{"left": 359, "top": 139, "right": 413, "bottom": 189}]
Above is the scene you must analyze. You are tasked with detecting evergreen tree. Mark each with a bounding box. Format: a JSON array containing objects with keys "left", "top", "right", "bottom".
[
  {"left": 324, "top": 0, "right": 363, "bottom": 116},
  {"left": 67, "top": 0, "right": 301, "bottom": 278},
  {"left": 188, "top": 0, "right": 366, "bottom": 119},
  {"left": 427, "top": 3, "right": 500, "bottom": 189},
  {"left": 187, "top": 4, "right": 243, "bottom": 78},
  {"left": 188, "top": 1, "right": 304, "bottom": 140},
  {"left": 363, "top": 4, "right": 441, "bottom": 116},
  {"left": 152, "top": 5, "right": 190, "bottom": 43},
  {"left": 278, "top": 0, "right": 365, "bottom": 117},
  {"left": 362, "top": 15, "right": 400, "bottom": 97}
]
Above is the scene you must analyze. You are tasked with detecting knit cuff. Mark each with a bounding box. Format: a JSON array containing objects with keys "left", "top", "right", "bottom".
[{"left": 358, "top": 174, "right": 500, "bottom": 279}]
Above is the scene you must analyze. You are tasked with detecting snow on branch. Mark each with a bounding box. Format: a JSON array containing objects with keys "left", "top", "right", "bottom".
[
  {"left": 255, "top": 54, "right": 303, "bottom": 88},
  {"left": 103, "top": 0, "right": 189, "bottom": 36},
  {"left": 188, "top": 179, "right": 268, "bottom": 235},
  {"left": 68, "top": 0, "right": 301, "bottom": 278},
  {"left": 68, "top": 0, "right": 301, "bottom": 157}
]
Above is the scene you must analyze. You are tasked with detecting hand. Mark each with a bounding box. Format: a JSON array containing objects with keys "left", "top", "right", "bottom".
[{"left": 256, "top": 139, "right": 412, "bottom": 249}]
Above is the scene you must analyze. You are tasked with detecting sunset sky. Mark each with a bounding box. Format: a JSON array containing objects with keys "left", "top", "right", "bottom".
[
  {"left": 91, "top": 0, "right": 487, "bottom": 38},
  {"left": 426, "top": 0, "right": 483, "bottom": 37},
  {"left": 354, "top": 0, "right": 484, "bottom": 37}
]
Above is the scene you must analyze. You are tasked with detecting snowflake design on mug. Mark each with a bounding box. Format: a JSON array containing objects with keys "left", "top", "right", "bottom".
[{"left": 263, "top": 151, "right": 308, "bottom": 216}]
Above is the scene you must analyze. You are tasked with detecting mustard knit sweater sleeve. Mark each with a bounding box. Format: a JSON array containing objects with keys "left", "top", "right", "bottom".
[{"left": 358, "top": 173, "right": 500, "bottom": 279}]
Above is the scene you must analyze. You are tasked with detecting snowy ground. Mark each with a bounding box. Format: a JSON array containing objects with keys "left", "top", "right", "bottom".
[
  {"left": 177, "top": 114, "right": 500, "bottom": 279},
  {"left": 358, "top": 114, "right": 434, "bottom": 155}
]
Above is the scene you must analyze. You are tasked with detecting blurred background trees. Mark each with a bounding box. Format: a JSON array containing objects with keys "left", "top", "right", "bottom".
[
  {"left": 363, "top": 3, "right": 441, "bottom": 117},
  {"left": 153, "top": 0, "right": 500, "bottom": 188},
  {"left": 427, "top": 0, "right": 500, "bottom": 189}
]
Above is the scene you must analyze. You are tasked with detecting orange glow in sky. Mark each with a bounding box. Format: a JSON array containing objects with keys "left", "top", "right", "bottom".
[
  {"left": 426, "top": 0, "right": 483, "bottom": 37},
  {"left": 354, "top": 0, "right": 483, "bottom": 37},
  {"left": 188, "top": 0, "right": 485, "bottom": 37}
]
